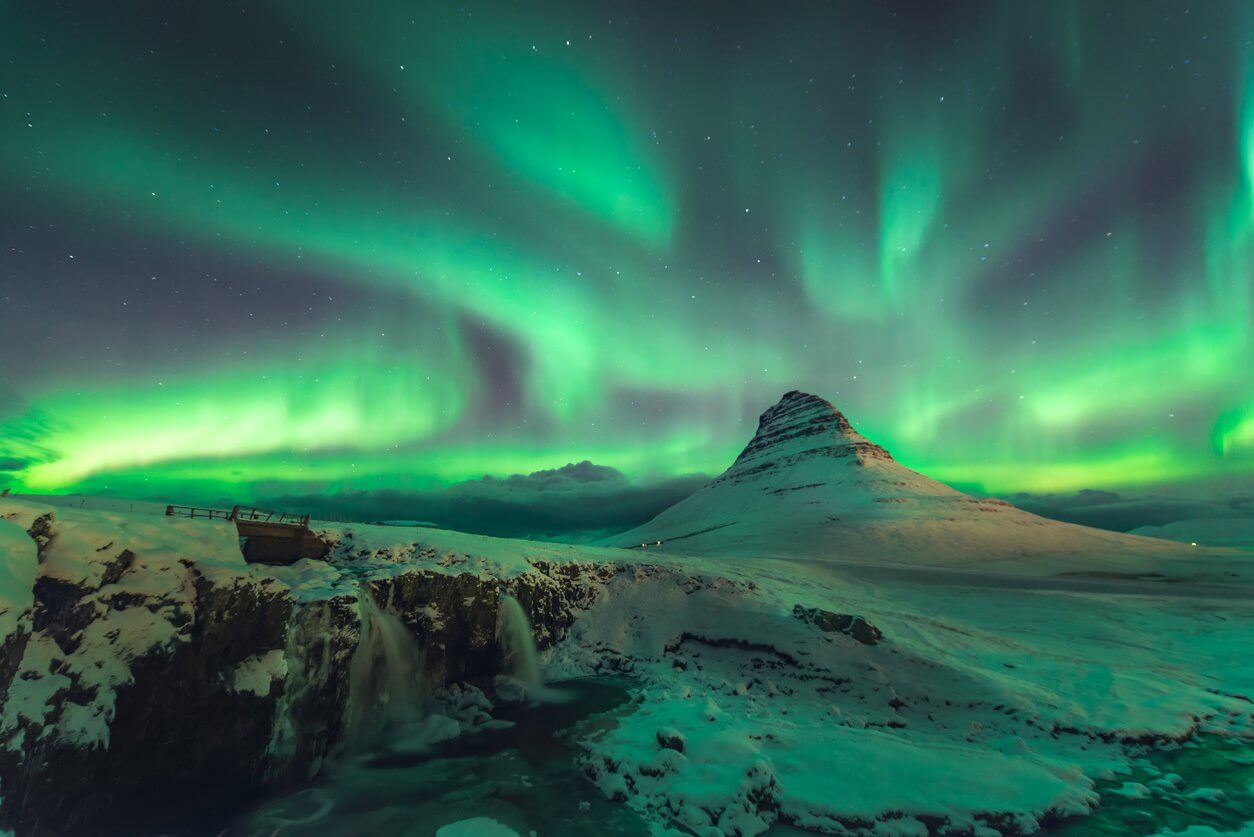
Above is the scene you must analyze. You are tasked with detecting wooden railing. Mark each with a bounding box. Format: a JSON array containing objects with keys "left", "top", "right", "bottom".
[
  {"left": 166, "top": 504, "right": 310, "bottom": 528},
  {"left": 165, "top": 505, "right": 234, "bottom": 521},
  {"left": 230, "top": 505, "right": 311, "bottom": 527}
]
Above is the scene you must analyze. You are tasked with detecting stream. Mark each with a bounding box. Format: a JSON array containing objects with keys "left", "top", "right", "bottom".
[{"left": 231, "top": 677, "right": 648, "bottom": 837}]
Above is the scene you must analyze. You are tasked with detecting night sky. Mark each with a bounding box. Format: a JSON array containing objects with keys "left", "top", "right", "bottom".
[{"left": 2, "top": 1, "right": 1252, "bottom": 527}]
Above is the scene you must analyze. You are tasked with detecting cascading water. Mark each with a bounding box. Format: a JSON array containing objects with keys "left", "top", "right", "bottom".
[
  {"left": 496, "top": 593, "right": 544, "bottom": 693},
  {"left": 345, "top": 590, "right": 425, "bottom": 744},
  {"left": 266, "top": 600, "right": 334, "bottom": 777}
]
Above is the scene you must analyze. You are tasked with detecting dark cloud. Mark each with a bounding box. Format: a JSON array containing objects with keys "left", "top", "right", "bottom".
[
  {"left": 1004, "top": 487, "right": 1254, "bottom": 548},
  {"left": 0, "top": 458, "right": 27, "bottom": 472},
  {"left": 262, "top": 461, "right": 709, "bottom": 543}
]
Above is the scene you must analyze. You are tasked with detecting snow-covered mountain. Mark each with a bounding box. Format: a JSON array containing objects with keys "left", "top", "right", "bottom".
[
  {"left": 2, "top": 403, "right": 1252, "bottom": 834},
  {"left": 608, "top": 390, "right": 1195, "bottom": 569}
]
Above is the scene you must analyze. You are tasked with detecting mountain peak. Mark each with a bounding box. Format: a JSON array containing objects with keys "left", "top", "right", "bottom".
[
  {"left": 725, "top": 391, "right": 892, "bottom": 479},
  {"left": 764, "top": 390, "right": 855, "bottom": 433}
]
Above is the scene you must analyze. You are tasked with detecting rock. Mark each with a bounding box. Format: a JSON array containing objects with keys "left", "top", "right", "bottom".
[
  {"left": 437, "top": 682, "right": 494, "bottom": 726},
  {"left": 1111, "top": 782, "right": 1151, "bottom": 799},
  {"left": 0, "top": 530, "right": 292, "bottom": 833},
  {"left": 25, "top": 512, "right": 55, "bottom": 551},
  {"left": 1187, "top": 787, "right": 1226, "bottom": 803},
  {"left": 656, "top": 727, "right": 686, "bottom": 752},
  {"left": 728, "top": 391, "right": 894, "bottom": 472},
  {"left": 792, "top": 605, "right": 883, "bottom": 645},
  {"left": 492, "top": 674, "right": 530, "bottom": 706},
  {"left": 1148, "top": 772, "right": 1186, "bottom": 793}
]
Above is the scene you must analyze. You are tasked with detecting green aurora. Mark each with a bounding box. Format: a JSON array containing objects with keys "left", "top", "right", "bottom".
[{"left": 1, "top": 1, "right": 1251, "bottom": 502}]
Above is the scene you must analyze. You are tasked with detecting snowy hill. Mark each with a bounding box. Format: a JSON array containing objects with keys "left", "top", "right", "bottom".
[
  {"left": 1, "top": 491, "right": 1252, "bottom": 833},
  {"left": 608, "top": 390, "right": 1205, "bottom": 572},
  {"left": 2, "top": 395, "right": 1252, "bottom": 834}
]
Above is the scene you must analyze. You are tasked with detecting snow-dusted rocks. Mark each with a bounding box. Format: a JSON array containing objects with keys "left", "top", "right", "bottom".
[
  {"left": 548, "top": 546, "right": 1253, "bottom": 834},
  {"left": 0, "top": 499, "right": 294, "bottom": 831},
  {"left": 792, "top": 605, "right": 883, "bottom": 645},
  {"left": 0, "top": 499, "right": 625, "bottom": 832}
]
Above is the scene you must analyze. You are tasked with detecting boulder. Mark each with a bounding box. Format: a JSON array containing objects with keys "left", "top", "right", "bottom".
[{"left": 792, "top": 605, "right": 883, "bottom": 645}]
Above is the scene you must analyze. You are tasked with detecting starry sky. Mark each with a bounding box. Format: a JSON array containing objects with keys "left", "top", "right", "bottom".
[{"left": 2, "top": 1, "right": 1252, "bottom": 523}]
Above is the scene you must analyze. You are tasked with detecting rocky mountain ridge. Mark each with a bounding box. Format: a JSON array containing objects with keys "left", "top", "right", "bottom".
[{"left": 720, "top": 390, "right": 895, "bottom": 481}]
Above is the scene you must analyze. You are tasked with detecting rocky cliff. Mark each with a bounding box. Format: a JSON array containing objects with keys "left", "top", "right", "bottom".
[{"left": 0, "top": 500, "right": 622, "bottom": 833}]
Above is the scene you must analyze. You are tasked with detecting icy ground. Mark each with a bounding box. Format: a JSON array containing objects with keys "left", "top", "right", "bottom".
[
  {"left": 2, "top": 394, "right": 1252, "bottom": 833},
  {"left": 3, "top": 490, "right": 1251, "bottom": 834}
]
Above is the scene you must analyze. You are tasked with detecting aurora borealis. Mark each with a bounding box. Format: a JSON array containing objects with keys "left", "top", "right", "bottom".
[{"left": 1, "top": 1, "right": 1252, "bottom": 509}]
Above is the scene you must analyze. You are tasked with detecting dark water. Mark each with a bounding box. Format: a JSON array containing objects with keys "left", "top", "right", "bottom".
[
  {"left": 1056, "top": 736, "right": 1254, "bottom": 835},
  {"left": 232, "top": 677, "right": 649, "bottom": 837}
]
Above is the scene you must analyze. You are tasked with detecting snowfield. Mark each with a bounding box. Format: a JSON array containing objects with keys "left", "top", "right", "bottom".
[{"left": 1, "top": 392, "right": 1251, "bottom": 834}]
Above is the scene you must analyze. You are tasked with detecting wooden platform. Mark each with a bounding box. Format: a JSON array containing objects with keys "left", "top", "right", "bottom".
[{"left": 165, "top": 504, "right": 327, "bottom": 565}]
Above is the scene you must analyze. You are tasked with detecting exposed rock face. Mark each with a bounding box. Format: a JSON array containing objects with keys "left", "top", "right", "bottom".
[
  {"left": 336, "top": 558, "right": 614, "bottom": 691},
  {"left": 0, "top": 517, "right": 294, "bottom": 833},
  {"left": 0, "top": 509, "right": 624, "bottom": 834},
  {"left": 721, "top": 390, "right": 894, "bottom": 485},
  {"left": 792, "top": 605, "right": 883, "bottom": 646}
]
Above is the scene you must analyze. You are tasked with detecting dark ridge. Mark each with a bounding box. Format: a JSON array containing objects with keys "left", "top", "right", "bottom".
[{"left": 730, "top": 391, "right": 892, "bottom": 468}]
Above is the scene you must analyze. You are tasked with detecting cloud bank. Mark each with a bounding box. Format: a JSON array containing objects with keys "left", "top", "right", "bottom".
[
  {"left": 1005, "top": 487, "right": 1254, "bottom": 549},
  {"left": 262, "top": 461, "right": 709, "bottom": 543}
]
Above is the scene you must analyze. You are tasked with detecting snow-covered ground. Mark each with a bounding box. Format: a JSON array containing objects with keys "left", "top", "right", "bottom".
[
  {"left": 2, "top": 491, "right": 1251, "bottom": 833},
  {"left": 1, "top": 392, "right": 1251, "bottom": 834}
]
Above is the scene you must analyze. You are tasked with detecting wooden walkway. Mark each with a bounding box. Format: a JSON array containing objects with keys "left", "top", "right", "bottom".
[{"left": 165, "top": 504, "right": 326, "bottom": 564}]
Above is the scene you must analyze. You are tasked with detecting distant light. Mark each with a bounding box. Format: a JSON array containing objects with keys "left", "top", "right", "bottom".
[{"left": 1191, "top": 542, "right": 1198, "bottom": 546}]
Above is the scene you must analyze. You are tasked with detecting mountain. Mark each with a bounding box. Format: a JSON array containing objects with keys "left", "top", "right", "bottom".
[
  {"left": 607, "top": 390, "right": 1193, "bottom": 569},
  {"left": 2, "top": 397, "right": 1250, "bottom": 834}
]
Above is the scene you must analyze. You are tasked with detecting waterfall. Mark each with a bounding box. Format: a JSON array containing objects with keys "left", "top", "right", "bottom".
[
  {"left": 497, "top": 593, "right": 544, "bottom": 692},
  {"left": 345, "top": 590, "right": 425, "bottom": 743},
  {"left": 266, "top": 600, "right": 333, "bottom": 777}
]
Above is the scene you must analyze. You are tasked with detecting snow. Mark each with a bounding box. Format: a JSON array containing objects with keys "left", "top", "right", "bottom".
[
  {"left": 230, "top": 650, "right": 289, "bottom": 697},
  {"left": 0, "top": 497, "right": 55, "bottom": 531},
  {"left": 0, "top": 635, "right": 70, "bottom": 749},
  {"left": 0, "top": 520, "right": 36, "bottom": 641},
  {"left": 247, "top": 488, "right": 1254, "bottom": 831},
  {"left": 555, "top": 394, "right": 1254, "bottom": 831},
  {"left": 1, "top": 394, "right": 1251, "bottom": 832},
  {"left": 7, "top": 494, "right": 170, "bottom": 518},
  {"left": 3, "top": 488, "right": 1251, "bottom": 829},
  {"left": 321, "top": 519, "right": 620, "bottom": 579},
  {"left": 2, "top": 588, "right": 188, "bottom": 748},
  {"left": 1113, "top": 781, "right": 1153, "bottom": 798},
  {"left": 265, "top": 557, "right": 360, "bottom": 602},
  {"left": 0, "top": 497, "right": 252, "bottom": 749}
]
